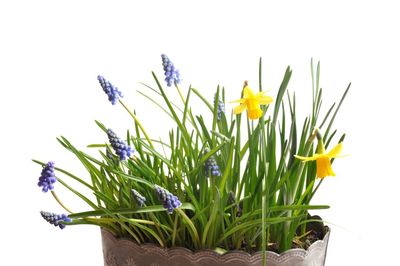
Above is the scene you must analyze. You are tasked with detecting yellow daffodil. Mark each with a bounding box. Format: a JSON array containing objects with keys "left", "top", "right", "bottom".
[
  {"left": 294, "top": 142, "right": 343, "bottom": 179},
  {"left": 231, "top": 86, "right": 273, "bottom": 120}
]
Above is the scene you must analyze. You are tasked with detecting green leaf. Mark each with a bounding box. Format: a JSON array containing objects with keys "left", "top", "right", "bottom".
[{"left": 68, "top": 203, "right": 196, "bottom": 218}]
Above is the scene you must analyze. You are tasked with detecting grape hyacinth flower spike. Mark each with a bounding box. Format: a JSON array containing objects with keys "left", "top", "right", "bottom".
[
  {"left": 154, "top": 185, "right": 182, "bottom": 214},
  {"left": 38, "top": 161, "right": 56, "bottom": 192},
  {"left": 40, "top": 211, "right": 72, "bottom": 229},
  {"left": 214, "top": 94, "right": 225, "bottom": 121},
  {"left": 97, "top": 75, "right": 123, "bottom": 105},
  {"left": 204, "top": 148, "right": 221, "bottom": 177},
  {"left": 131, "top": 189, "right": 146, "bottom": 207},
  {"left": 107, "top": 129, "right": 135, "bottom": 161},
  {"left": 161, "top": 54, "right": 181, "bottom": 87}
]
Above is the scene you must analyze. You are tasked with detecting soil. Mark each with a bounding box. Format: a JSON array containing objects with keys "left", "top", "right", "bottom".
[
  {"left": 116, "top": 215, "right": 328, "bottom": 255},
  {"left": 268, "top": 214, "right": 328, "bottom": 253},
  {"left": 234, "top": 214, "right": 328, "bottom": 254}
]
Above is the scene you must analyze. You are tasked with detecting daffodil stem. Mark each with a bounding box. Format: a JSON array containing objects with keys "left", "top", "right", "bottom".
[
  {"left": 283, "top": 129, "right": 318, "bottom": 248},
  {"left": 51, "top": 191, "right": 73, "bottom": 214},
  {"left": 291, "top": 129, "right": 318, "bottom": 198},
  {"left": 290, "top": 136, "right": 315, "bottom": 203},
  {"left": 119, "top": 99, "right": 154, "bottom": 149},
  {"left": 310, "top": 179, "right": 324, "bottom": 200}
]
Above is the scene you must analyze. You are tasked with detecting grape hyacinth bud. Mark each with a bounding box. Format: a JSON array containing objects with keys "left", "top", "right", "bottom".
[
  {"left": 161, "top": 54, "right": 181, "bottom": 87},
  {"left": 154, "top": 185, "right": 182, "bottom": 214},
  {"left": 214, "top": 94, "right": 225, "bottom": 120},
  {"left": 204, "top": 148, "right": 221, "bottom": 177},
  {"left": 40, "top": 211, "right": 72, "bottom": 229},
  {"left": 97, "top": 75, "right": 123, "bottom": 105},
  {"left": 107, "top": 129, "right": 134, "bottom": 161},
  {"left": 106, "top": 148, "right": 114, "bottom": 160},
  {"left": 38, "top": 161, "right": 56, "bottom": 193},
  {"left": 131, "top": 189, "right": 146, "bottom": 207}
]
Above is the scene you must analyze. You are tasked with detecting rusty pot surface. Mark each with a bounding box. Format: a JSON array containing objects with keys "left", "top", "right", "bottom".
[{"left": 102, "top": 228, "right": 330, "bottom": 266}]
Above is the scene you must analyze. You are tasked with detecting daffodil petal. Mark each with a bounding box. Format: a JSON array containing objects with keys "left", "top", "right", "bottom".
[
  {"left": 230, "top": 99, "right": 246, "bottom": 104},
  {"left": 333, "top": 154, "right": 349, "bottom": 158},
  {"left": 233, "top": 104, "right": 247, "bottom": 114},
  {"left": 294, "top": 154, "right": 319, "bottom": 162},
  {"left": 326, "top": 142, "right": 343, "bottom": 158},
  {"left": 256, "top": 90, "right": 272, "bottom": 96},
  {"left": 329, "top": 166, "right": 336, "bottom": 176},
  {"left": 257, "top": 96, "right": 273, "bottom": 105},
  {"left": 243, "top": 86, "right": 255, "bottom": 98},
  {"left": 255, "top": 92, "right": 267, "bottom": 98}
]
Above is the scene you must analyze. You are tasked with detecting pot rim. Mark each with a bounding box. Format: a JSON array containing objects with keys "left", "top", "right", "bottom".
[{"left": 101, "top": 227, "right": 330, "bottom": 261}]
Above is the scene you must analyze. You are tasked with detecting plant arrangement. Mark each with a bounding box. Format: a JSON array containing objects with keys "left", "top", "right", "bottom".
[{"left": 35, "top": 55, "right": 349, "bottom": 262}]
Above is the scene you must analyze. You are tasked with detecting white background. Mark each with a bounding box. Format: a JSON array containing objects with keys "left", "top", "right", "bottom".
[{"left": 0, "top": 1, "right": 399, "bottom": 265}]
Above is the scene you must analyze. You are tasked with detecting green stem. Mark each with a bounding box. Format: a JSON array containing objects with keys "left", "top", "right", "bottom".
[
  {"left": 282, "top": 129, "right": 318, "bottom": 250},
  {"left": 259, "top": 57, "right": 268, "bottom": 266},
  {"left": 51, "top": 191, "right": 73, "bottom": 214},
  {"left": 261, "top": 122, "right": 269, "bottom": 266},
  {"left": 310, "top": 178, "right": 324, "bottom": 199},
  {"left": 149, "top": 212, "right": 167, "bottom": 246},
  {"left": 291, "top": 129, "right": 318, "bottom": 200},
  {"left": 119, "top": 99, "right": 154, "bottom": 149},
  {"left": 51, "top": 190, "right": 117, "bottom": 232},
  {"left": 175, "top": 82, "right": 198, "bottom": 134},
  {"left": 172, "top": 213, "right": 179, "bottom": 246},
  {"left": 176, "top": 208, "right": 200, "bottom": 249},
  {"left": 84, "top": 217, "right": 116, "bottom": 223},
  {"left": 175, "top": 82, "right": 185, "bottom": 103},
  {"left": 211, "top": 176, "right": 215, "bottom": 204}
]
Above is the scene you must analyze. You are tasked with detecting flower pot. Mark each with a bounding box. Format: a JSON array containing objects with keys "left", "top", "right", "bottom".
[{"left": 101, "top": 228, "right": 330, "bottom": 266}]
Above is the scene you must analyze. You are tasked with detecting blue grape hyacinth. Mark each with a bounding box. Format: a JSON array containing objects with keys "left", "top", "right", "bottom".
[
  {"left": 154, "top": 185, "right": 182, "bottom": 214},
  {"left": 204, "top": 148, "right": 221, "bottom": 177},
  {"left": 38, "top": 161, "right": 56, "bottom": 192},
  {"left": 214, "top": 94, "right": 225, "bottom": 120},
  {"left": 107, "top": 129, "right": 135, "bottom": 161},
  {"left": 161, "top": 54, "right": 181, "bottom": 87},
  {"left": 40, "top": 211, "right": 72, "bottom": 229},
  {"left": 97, "top": 75, "right": 123, "bottom": 105},
  {"left": 131, "top": 189, "right": 146, "bottom": 207}
]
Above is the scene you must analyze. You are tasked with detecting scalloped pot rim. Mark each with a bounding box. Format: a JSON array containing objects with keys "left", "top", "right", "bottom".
[{"left": 101, "top": 228, "right": 330, "bottom": 265}]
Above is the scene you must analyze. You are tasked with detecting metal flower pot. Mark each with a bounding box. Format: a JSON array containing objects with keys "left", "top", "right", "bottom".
[{"left": 102, "top": 228, "right": 330, "bottom": 266}]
